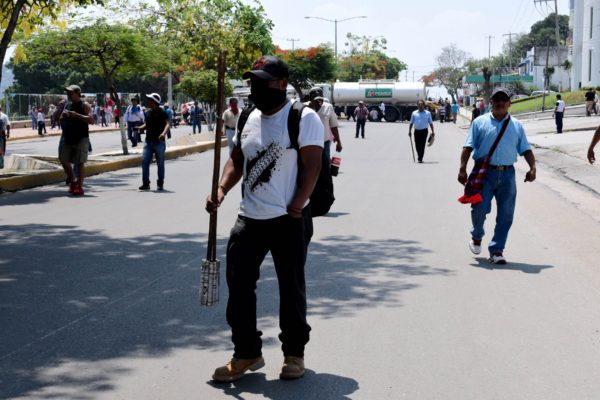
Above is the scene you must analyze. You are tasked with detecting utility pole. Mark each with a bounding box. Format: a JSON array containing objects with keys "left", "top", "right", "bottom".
[
  {"left": 503, "top": 32, "right": 518, "bottom": 71},
  {"left": 412, "top": 71, "right": 415, "bottom": 82},
  {"left": 542, "top": 39, "right": 550, "bottom": 111},
  {"left": 286, "top": 38, "right": 300, "bottom": 51},
  {"left": 534, "top": 0, "right": 563, "bottom": 91},
  {"left": 485, "top": 35, "right": 494, "bottom": 60}
]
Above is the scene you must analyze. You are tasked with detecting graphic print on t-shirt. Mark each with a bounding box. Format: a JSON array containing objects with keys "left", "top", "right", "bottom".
[{"left": 245, "top": 141, "right": 283, "bottom": 191}]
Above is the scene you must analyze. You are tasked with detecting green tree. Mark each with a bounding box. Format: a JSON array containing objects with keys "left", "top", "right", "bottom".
[
  {"left": 177, "top": 69, "right": 233, "bottom": 129},
  {"left": 275, "top": 45, "right": 336, "bottom": 96},
  {"left": 434, "top": 44, "right": 470, "bottom": 103},
  {"left": 25, "top": 20, "right": 164, "bottom": 154},
  {"left": 0, "top": 0, "right": 104, "bottom": 86},
  {"left": 146, "top": 0, "right": 274, "bottom": 78},
  {"left": 338, "top": 33, "right": 406, "bottom": 81}
]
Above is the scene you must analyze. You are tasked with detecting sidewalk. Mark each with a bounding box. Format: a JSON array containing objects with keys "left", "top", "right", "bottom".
[
  {"left": 7, "top": 123, "right": 121, "bottom": 141},
  {"left": 520, "top": 115, "right": 600, "bottom": 197}
]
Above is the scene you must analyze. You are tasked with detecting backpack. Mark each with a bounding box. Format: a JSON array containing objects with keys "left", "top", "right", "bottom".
[{"left": 237, "top": 101, "right": 334, "bottom": 217}]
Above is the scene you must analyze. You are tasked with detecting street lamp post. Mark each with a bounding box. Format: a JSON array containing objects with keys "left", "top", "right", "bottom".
[{"left": 304, "top": 15, "right": 367, "bottom": 60}]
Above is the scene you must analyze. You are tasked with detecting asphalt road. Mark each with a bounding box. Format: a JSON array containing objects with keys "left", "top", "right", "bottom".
[{"left": 1, "top": 118, "right": 600, "bottom": 399}]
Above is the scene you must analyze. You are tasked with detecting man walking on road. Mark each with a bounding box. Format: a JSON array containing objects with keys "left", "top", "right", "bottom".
[
  {"left": 458, "top": 87, "right": 537, "bottom": 264},
  {"left": 59, "top": 85, "right": 93, "bottom": 196},
  {"left": 408, "top": 100, "right": 434, "bottom": 163},
  {"left": 222, "top": 98, "right": 240, "bottom": 154},
  {"left": 354, "top": 101, "right": 368, "bottom": 138},
  {"left": 553, "top": 94, "right": 565, "bottom": 133},
  {"left": 137, "top": 93, "right": 169, "bottom": 191},
  {"left": 308, "top": 86, "right": 342, "bottom": 161},
  {"left": 205, "top": 55, "right": 323, "bottom": 383},
  {"left": 0, "top": 105, "right": 10, "bottom": 169},
  {"left": 125, "top": 96, "right": 145, "bottom": 147},
  {"left": 191, "top": 101, "right": 202, "bottom": 134}
]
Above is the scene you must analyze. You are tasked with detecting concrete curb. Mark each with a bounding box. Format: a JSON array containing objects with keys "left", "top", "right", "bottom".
[{"left": 0, "top": 140, "right": 226, "bottom": 192}]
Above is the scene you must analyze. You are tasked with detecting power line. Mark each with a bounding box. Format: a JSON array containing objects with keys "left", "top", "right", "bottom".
[{"left": 286, "top": 38, "right": 300, "bottom": 51}]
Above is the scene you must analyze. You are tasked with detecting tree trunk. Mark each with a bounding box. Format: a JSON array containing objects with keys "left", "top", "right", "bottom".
[
  {"left": 109, "top": 84, "right": 129, "bottom": 155},
  {"left": 0, "top": 0, "right": 26, "bottom": 86}
]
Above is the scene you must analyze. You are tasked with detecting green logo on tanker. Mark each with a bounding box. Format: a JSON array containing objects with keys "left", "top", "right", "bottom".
[{"left": 365, "top": 88, "right": 392, "bottom": 98}]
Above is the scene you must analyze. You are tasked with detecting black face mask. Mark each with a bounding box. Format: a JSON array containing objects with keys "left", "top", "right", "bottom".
[{"left": 249, "top": 81, "right": 287, "bottom": 112}]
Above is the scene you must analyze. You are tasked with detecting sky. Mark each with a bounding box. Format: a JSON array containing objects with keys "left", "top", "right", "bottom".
[{"left": 253, "top": 0, "right": 570, "bottom": 81}]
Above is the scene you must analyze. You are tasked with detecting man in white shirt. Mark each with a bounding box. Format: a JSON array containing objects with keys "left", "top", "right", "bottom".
[
  {"left": 307, "top": 87, "right": 342, "bottom": 161},
  {"left": 205, "top": 56, "right": 323, "bottom": 383},
  {"left": 0, "top": 105, "right": 11, "bottom": 169},
  {"left": 222, "top": 98, "right": 240, "bottom": 154},
  {"left": 124, "top": 96, "right": 145, "bottom": 147},
  {"left": 553, "top": 94, "right": 566, "bottom": 134}
]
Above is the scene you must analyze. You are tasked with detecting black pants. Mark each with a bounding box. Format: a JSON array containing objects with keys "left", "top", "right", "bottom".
[
  {"left": 555, "top": 112, "right": 563, "bottom": 133},
  {"left": 226, "top": 209, "right": 313, "bottom": 359},
  {"left": 355, "top": 119, "right": 366, "bottom": 138},
  {"left": 414, "top": 128, "right": 428, "bottom": 162}
]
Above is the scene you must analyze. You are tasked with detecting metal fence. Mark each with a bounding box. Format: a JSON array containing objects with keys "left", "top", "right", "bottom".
[{"left": 2, "top": 93, "right": 145, "bottom": 121}]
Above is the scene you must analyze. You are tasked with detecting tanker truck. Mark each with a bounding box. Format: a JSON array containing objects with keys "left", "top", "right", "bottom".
[{"left": 315, "top": 80, "right": 432, "bottom": 122}]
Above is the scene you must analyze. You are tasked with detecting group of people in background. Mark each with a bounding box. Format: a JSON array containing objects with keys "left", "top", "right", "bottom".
[{"left": 437, "top": 98, "right": 459, "bottom": 123}]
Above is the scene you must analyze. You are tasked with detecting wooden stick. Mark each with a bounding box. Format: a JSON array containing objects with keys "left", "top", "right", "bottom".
[{"left": 207, "top": 51, "right": 227, "bottom": 262}]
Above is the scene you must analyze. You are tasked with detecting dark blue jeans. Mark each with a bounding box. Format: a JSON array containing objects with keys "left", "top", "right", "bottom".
[
  {"left": 555, "top": 112, "right": 563, "bottom": 133},
  {"left": 355, "top": 119, "right": 366, "bottom": 138},
  {"left": 470, "top": 167, "right": 517, "bottom": 255},
  {"left": 142, "top": 140, "right": 166, "bottom": 184},
  {"left": 127, "top": 121, "right": 143, "bottom": 146},
  {"left": 226, "top": 209, "right": 313, "bottom": 359},
  {"left": 192, "top": 120, "right": 201, "bottom": 134}
]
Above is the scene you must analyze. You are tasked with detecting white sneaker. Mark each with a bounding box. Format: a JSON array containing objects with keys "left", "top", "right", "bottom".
[
  {"left": 469, "top": 240, "right": 481, "bottom": 255},
  {"left": 489, "top": 253, "right": 507, "bottom": 265}
]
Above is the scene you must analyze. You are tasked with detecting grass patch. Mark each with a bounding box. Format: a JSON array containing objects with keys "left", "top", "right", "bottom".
[{"left": 509, "top": 91, "right": 586, "bottom": 114}]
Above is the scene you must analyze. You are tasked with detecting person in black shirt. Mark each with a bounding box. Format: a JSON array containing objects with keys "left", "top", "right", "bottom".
[
  {"left": 136, "top": 93, "right": 169, "bottom": 191},
  {"left": 585, "top": 89, "right": 597, "bottom": 116}
]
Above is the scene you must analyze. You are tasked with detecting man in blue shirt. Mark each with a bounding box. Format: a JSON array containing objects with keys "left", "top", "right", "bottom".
[
  {"left": 458, "top": 87, "right": 537, "bottom": 264},
  {"left": 191, "top": 101, "right": 202, "bottom": 134},
  {"left": 408, "top": 100, "right": 435, "bottom": 163}
]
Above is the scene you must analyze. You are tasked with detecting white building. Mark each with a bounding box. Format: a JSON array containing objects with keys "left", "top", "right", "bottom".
[
  {"left": 517, "top": 47, "right": 570, "bottom": 90},
  {"left": 570, "top": 0, "right": 600, "bottom": 88}
]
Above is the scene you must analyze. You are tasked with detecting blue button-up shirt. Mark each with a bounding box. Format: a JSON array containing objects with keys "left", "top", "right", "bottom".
[
  {"left": 464, "top": 112, "right": 531, "bottom": 165},
  {"left": 410, "top": 109, "right": 432, "bottom": 130}
]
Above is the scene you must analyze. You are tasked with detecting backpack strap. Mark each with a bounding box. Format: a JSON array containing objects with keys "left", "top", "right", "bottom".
[
  {"left": 288, "top": 101, "right": 305, "bottom": 150},
  {"left": 236, "top": 105, "right": 256, "bottom": 147}
]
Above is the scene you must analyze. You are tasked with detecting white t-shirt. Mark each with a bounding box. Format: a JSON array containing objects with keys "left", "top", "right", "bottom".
[
  {"left": 317, "top": 102, "right": 339, "bottom": 142},
  {"left": 233, "top": 100, "right": 324, "bottom": 220},
  {"left": 555, "top": 99, "right": 566, "bottom": 113}
]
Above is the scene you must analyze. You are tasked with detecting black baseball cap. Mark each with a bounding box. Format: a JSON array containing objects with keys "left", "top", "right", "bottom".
[
  {"left": 242, "top": 56, "right": 289, "bottom": 80},
  {"left": 491, "top": 87, "right": 511, "bottom": 100},
  {"left": 309, "top": 87, "right": 323, "bottom": 100}
]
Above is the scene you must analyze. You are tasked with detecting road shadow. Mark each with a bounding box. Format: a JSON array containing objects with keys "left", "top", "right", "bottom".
[
  {"left": 0, "top": 225, "right": 445, "bottom": 399},
  {"left": 470, "top": 257, "right": 554, "bottom": 274},
  {"left": 208, "top": 370, "right": 359, "bottom": 400},
  {"left": 0, "top": 189, "right": 67, "bottom": 205}
]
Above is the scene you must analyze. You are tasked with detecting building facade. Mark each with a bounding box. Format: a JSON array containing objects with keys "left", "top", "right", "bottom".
[
  {"left": 517, "top": 47, "right": 570, "bottom": 90},
  {"left": 570, "top": 0, "right": 600, "bottom": 88}
]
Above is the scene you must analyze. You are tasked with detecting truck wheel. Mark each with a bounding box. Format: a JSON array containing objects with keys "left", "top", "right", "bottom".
[{"left": 384, "top": 107, "right": 399, "bottom": 122}]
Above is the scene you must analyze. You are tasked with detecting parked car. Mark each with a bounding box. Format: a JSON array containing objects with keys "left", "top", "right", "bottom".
[
  {"left": 511, "top": 94, "right": 529, "bottom": 100},
  {"left": 530, "top": 90, "right": 557, "bottom": 96}
]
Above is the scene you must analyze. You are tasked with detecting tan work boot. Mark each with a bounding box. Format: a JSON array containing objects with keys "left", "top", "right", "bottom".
[
  {"left": 212, "top": 356, "right": 265, "bottom": 383},
  {"left": 279, "top": 356, "right": 305, "bottom": 379}
]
